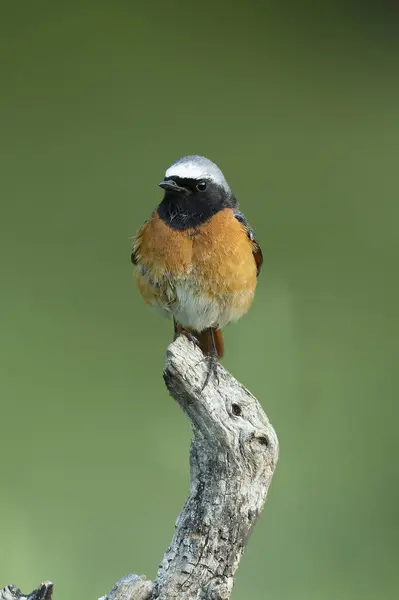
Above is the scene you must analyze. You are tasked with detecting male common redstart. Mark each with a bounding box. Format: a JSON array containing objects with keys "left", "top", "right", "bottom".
[{"left": 131, "top": 155, "right": 262, "bottom": 386}]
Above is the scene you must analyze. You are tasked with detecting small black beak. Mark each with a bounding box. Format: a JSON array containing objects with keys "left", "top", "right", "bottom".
[{"left": 159, "top": 179, "right": 186, "bottom": 193}]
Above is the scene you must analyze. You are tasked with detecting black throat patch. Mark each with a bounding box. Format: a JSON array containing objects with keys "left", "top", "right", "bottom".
[{"left": 157, "top": 177, "right": 237, "bottom": 231}]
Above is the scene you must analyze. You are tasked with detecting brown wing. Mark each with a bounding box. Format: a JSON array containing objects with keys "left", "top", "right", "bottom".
[
  {"left": 131, "top": 219, "right": 147, "bottom": 265},
  {"left": 233, "top": 209, "right": 263, "bottom": 277}
]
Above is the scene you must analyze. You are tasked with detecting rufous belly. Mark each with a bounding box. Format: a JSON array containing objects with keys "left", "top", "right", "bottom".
[{"left": 133, "top": 208, "right": 258, "bottom": 331}]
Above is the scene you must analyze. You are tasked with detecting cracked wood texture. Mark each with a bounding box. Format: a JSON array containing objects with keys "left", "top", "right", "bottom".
[
  {"left": 1, "top": 335, "right": 278, "bottom": 600},
  {"left": 0, "top": 583, "right": 53, "bottom": 600},
  {"left": 151, "top": 336, "right": 279, "bottom": 600}
]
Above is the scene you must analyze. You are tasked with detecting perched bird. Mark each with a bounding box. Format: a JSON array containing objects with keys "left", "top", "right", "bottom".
[{"left": 131, "top": 155, "right": 262, "bottom": 386}]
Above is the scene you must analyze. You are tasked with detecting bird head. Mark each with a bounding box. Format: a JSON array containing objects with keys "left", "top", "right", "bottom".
[{"left": 158, "top": 155, "right": 237, "bottom": 229}]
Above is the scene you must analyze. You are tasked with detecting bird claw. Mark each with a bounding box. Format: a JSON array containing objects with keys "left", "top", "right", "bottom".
[
  {"left": 201, "top": 354, "right": 220, "bottom": 390},
  {"left": 176, "top": 326, "right": 220, "bottom": 390},
  {"left": 181, "top": 330, "right": 200, "bottom": 347}
]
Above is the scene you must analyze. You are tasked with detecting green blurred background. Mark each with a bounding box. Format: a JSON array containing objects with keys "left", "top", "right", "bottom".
[{"left": 1, "top": 1, "right": 398, "bottom": 599}]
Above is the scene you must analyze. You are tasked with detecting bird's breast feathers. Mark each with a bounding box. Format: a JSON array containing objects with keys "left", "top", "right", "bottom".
[{"left": 132, "top": 208, "right": 258, "bottom": 329}]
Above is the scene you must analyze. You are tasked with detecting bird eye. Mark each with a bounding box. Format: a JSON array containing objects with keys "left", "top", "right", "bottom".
[{"left": 196, "top": 181, "right": 207, "bottom": 191}]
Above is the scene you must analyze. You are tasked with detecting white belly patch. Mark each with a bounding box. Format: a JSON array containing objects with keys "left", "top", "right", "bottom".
[
  {"left": 174, "top": 284, "right": 221, "bottom": 331},
  {"left": 140, "top": 270, "right": 253, "bottom": 331},
  {"left": 172, "top": 281, "right": 252, "bottom": 331}
]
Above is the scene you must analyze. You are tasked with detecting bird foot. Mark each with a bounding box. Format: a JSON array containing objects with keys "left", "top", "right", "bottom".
[
  {"left": 201, "top": 353, "right": 220, "bottom": 390},
  {"left": 180, "top": 330, "right": 200, "bottom": 347}
]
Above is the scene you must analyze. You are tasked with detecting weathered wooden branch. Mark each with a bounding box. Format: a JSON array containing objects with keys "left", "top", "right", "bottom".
[
  {"left": 1, "top": 335, "right": 279, "bottom": 600},
  {"left": 0, "top": 583, "right": 53, "bottom": 600}
]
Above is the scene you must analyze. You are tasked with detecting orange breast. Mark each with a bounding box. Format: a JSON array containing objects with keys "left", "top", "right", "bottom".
[
  {"left": 192, "top": 209, "right": 258, "bottom": 297},
  {"left": 133, "top": 211, "right": 193, "bottom": 279},
  {"left": 132, "top": 208, "right": 258, "bottom": 325}
]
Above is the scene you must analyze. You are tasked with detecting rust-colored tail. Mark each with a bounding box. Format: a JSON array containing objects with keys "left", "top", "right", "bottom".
[
  {"left": 197, "top": 328, "right": 224, "bottom": 359},
  {"left": 173, "top": 323, "right": 224, "bottom": 359}
]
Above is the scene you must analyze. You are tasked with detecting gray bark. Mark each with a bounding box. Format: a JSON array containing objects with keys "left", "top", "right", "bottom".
[
  {"left": 0, "top": 583, "right": 53, "bottom": 600},
  {"left": 1, "top": 336, "right": 279, "bottom": 600}
]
